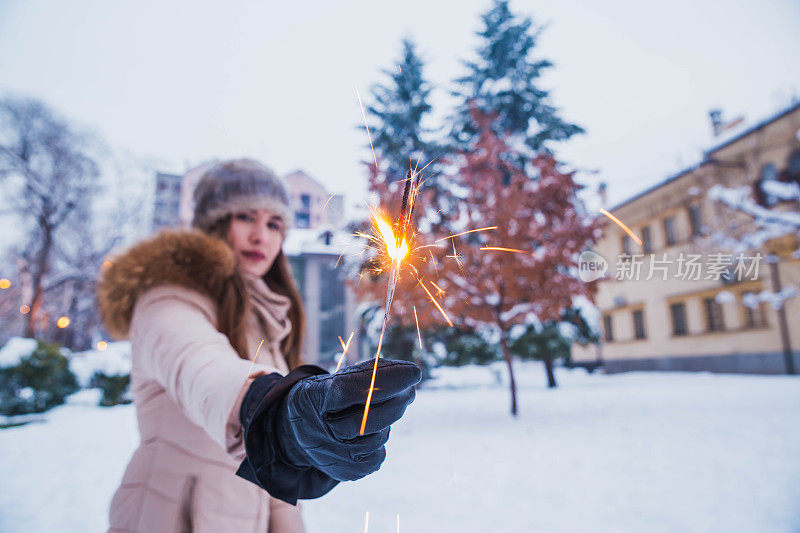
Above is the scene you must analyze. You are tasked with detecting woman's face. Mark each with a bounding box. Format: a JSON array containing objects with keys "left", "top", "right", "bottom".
[{"left": 227, "top": 209, "right": 285, "bottom": 277}]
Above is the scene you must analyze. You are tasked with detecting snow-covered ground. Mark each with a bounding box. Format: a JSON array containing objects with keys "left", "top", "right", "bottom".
[{"left": 1, "top": 362, "right": 799, "bottom": 532}]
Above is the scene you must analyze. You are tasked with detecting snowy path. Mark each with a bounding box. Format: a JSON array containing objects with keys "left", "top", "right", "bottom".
[{"left": 1, "top": 364, "right": 799, "bottom": 532}]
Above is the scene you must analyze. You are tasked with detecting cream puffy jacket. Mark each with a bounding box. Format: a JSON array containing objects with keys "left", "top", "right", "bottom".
[{"left": 98, "top": 229, "right": 304, "bottom": 532}]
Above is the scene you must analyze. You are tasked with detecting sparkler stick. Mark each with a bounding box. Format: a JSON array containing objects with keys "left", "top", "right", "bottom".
[{"left": 360, "top": 171, "right": 415, "bottom": 435}]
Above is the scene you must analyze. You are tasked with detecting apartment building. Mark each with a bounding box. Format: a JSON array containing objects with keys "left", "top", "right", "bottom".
[{"left": 572, "top": 102, "right": 800, "bottom": 373}]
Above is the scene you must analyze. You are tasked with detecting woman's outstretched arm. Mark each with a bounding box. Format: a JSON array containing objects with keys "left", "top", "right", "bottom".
[{"left": 129, "top": 284, "right": 278, "bottom": 457}]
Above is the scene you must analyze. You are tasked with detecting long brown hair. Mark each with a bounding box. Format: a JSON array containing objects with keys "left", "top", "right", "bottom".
[{"left": 207, "top": 215, "right": 305, "bottom": 369}]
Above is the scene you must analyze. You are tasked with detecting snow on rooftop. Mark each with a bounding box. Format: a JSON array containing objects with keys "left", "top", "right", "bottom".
[{"left": 282, "top": 227, "right": 361, "bottom": 256}]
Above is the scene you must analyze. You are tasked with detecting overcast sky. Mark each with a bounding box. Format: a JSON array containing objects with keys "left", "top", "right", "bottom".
[{"left": 2, "top": 0, "right": 799, "bottom": 212}]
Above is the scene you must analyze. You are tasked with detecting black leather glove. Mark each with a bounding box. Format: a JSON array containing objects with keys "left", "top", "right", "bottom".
[{"left": 236, "top": 358, "right": 421, "bottom": 505}]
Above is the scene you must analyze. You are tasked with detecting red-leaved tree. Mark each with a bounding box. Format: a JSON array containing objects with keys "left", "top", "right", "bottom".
[{"left": 436, "top": 110, "right": 599, "bottom": 415}]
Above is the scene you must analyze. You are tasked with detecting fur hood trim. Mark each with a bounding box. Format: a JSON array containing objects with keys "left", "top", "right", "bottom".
[{"left": 97, "top": 228, "right": 236, "bottom": 340}]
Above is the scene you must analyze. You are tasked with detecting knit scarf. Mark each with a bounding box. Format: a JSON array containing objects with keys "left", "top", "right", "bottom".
[{"left": 241, "top": 271, "right": 292, "bottom": 355}]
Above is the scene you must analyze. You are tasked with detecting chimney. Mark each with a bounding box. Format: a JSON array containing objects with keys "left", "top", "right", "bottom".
[{"left": 709, "top": 109, "right": 723, "bottom": 137}]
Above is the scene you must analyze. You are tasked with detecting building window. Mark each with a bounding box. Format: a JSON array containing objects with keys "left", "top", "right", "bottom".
[
  {"left": 703, "top": 297, "right": 725, "bottom": 331},
  {"left": 300, "top": 194, "right": 311, "bottom": 209},
  {"left": 603, "top": 315, "right": 614, "bottom": 342},
  {"left": 742, "top": 292, "right": 767, "bottom": 328},
  {"left": 641, "top": 226, "right": 652, "bottom": 253},
  {"left": 755, "top": 163, "right": 780, "bottom": 207},
  {"left": 663, "top": 217, "right": 676, "bottom": 246},
  {"left": 670, "top": 302, "right": 687, "bottom": 336},
  {"left": 787, "top": 150, "right": 800, "bottom": 184},
  {"left": 621, "top": 235, "right": 632, "bottom": 256},
  {"left": 688, "top": 205, "right": 703, "bottom": 237},
  {"left": 295, "top": 212, "right": 310, "bottom": 228},
  {"left": 632, "top": 309, "right": 646, "bottom": 339}
]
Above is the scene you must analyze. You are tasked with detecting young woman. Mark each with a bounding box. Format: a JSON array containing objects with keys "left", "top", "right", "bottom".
[{"left": 98, "top": 159, "right": 420, "bottom": 532}]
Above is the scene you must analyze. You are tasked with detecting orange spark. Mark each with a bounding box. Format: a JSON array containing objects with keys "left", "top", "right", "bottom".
[
  {"left": 245, "top": 339, "right": 265, "bottom": 378},
  {"left": 413, "top": 306, "right": 423, "bottom": 349},
  {"left": 356, "top": 86, "right": 378, "bottom": 169},
  {"left": 415, "top": 155, "right": 439, "bottom": 178},
  {"left": 56, "top": 316, "right": 70, "bottom": 328},
  {"left": 0, "top": 278, "right": 10, "bottom": 289},
  {"left": 335, "top": 332, "right": 354, "bottom": 372},
  {"left": 412, "top": 244, "right": 444, "bottom": 252},
  {"left": 322, "top": 193, "right": 336, "bottom": 211},
  {"left": 599, "top": 208, "right": 642, "bottom": 246},
  {"left": 96, "top": 341, "right": 108, "bottom": 351},
  {"left": 420, "top": 282, "right": 453, "bottom": 327},
  {"left": 435, "top": 226, "right": 498, "bottom": 242},
  {"left": 430, "top": 281, "right": 444, "bottom": 294},
  {"left": 360, "top": 327, "right": 385, "bottom": 435},
  {"left": 448, "top": 240, "right": 464, "bottom": 271},
  {"left": 412, "top": 155, "right": 420, "bottom": 175},
  {"left": 480, "top": 246, "right": 528, "bottom": 254}
]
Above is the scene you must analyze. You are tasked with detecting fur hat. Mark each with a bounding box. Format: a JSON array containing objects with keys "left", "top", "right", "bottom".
[{"left": 191, "top": 158, "right": 291, "bottom": 233}]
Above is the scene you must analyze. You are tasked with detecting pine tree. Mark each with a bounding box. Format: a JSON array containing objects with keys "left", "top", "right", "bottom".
[
  {"left": 509, "top": 322, "right": 571, "bottom": 388},
  {"left": 354, "top": 38, "right": 450, "bottom": 365},
  {"left": 450, "top": 0, "right": 583, "bottom": 159},
  {"left": 438, "top": 109, "right": 599, "bottom": 414},
  {"left": 363, "top": 38, "right": 440, "bottom": 186}
]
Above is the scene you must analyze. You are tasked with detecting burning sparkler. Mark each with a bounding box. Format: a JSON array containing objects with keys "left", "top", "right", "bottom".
[
  {"left": 359, "top": 170, "right": 417, "bottom": 435},
  {"left": 352, "top": 86, "right": 496, "bottom": 435}
]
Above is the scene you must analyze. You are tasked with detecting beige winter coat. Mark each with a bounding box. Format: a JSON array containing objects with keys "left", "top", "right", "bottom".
[{"left": 97, "top": 229, "right": 305, "bottom": 533}]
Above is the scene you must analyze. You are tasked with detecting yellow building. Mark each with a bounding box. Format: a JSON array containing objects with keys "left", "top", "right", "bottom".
[{"left": 572, "top": 102, "right": 800, "bottom": 374}]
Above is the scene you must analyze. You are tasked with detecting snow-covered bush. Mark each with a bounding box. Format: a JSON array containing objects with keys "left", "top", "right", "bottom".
[
  {"left": 90, "top": 373, "right": 131, "bottom": 407},
  {"left": 0, "top": 339, "right": 79, "bottom": 416},
  {"left": 434, "top": 327, "right": 498, "bottom": 367},
  {"left": 70, "top": 342, "right": 132, "bottom": 407}
]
